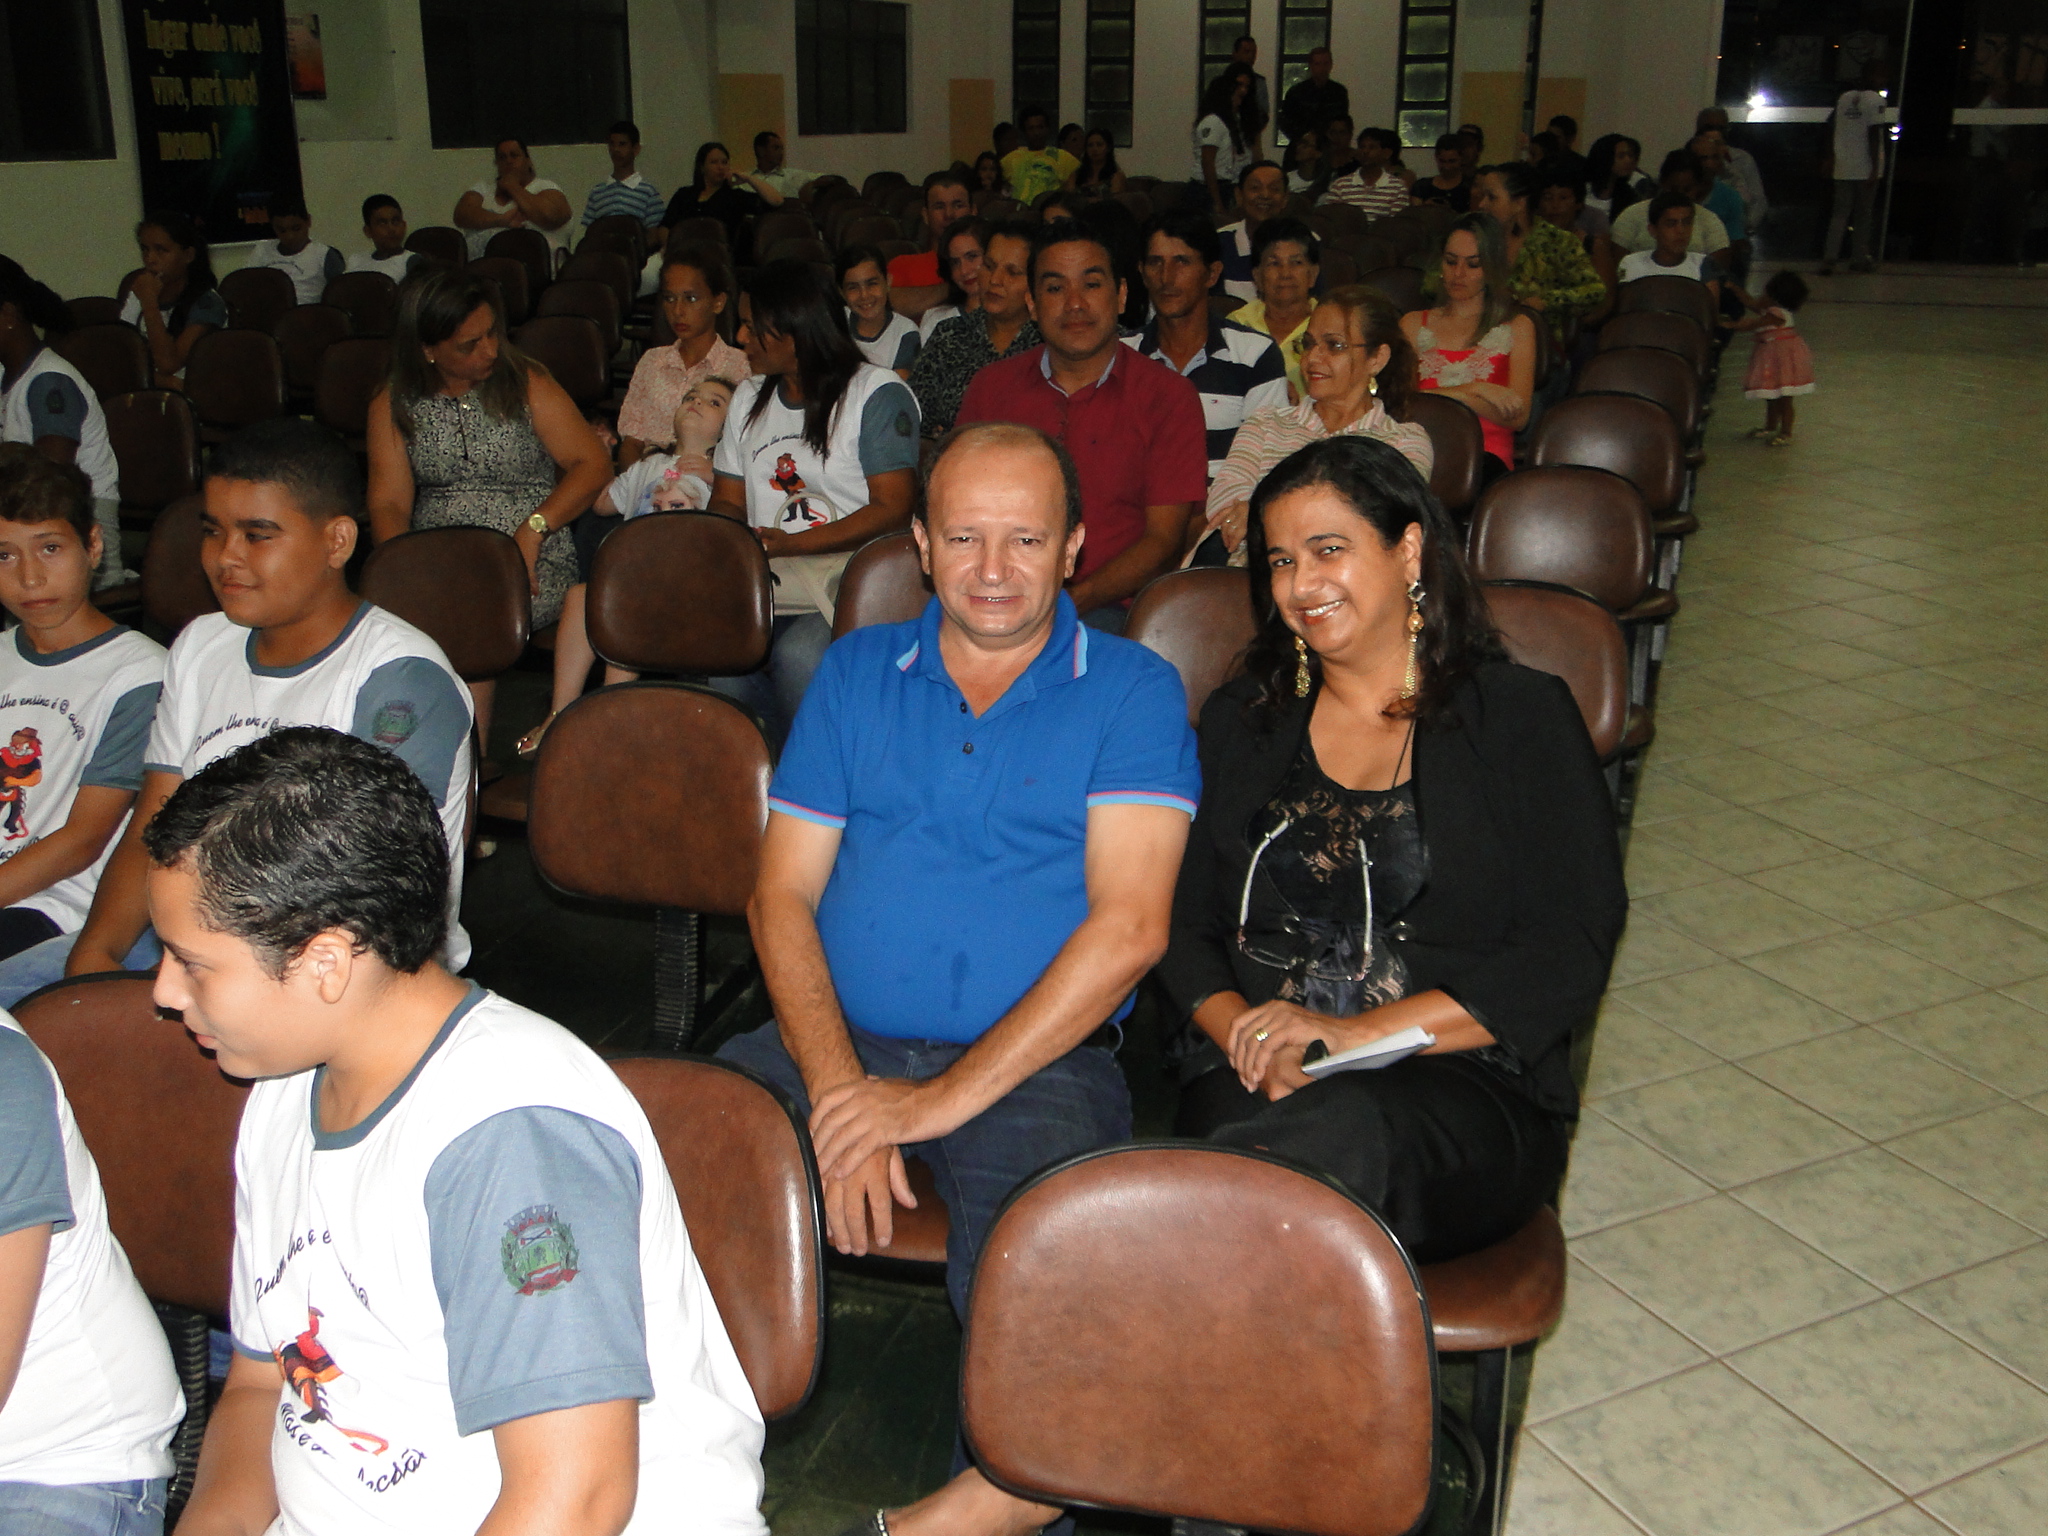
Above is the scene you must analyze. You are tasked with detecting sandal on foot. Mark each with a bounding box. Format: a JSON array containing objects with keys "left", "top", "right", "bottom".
[{"left": 516, "top": 712, "right": 558, "bottom": 758}]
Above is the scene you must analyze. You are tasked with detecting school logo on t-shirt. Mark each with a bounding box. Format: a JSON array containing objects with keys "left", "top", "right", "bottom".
[
  {"left": 370, "top": 701, "right": 418, "bottom": 747},
  {"left": 500, "top": 1205, "right": 579, "bottom": 1296}
]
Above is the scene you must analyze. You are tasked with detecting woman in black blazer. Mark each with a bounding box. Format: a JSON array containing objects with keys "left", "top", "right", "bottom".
[{"left": 1160, "top": 435, "right": 1627, "bottom": 1262}]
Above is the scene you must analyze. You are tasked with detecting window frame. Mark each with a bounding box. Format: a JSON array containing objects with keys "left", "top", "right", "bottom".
[
  {"left": 1012, "top": 0, "right": 1061, "bottom": 129},
  {"left": 0, "top": 0, "right": 116, "bottom": 162},
  {"left": 1276, "top": 0, "right": 1333, "bottom": 146},
  {"left": 1395, "top": 0, "right": 1457, "bottom": 151},
  {"left": 795, "top": 0, "right": 909, "bottom": 137},
  {"left": 1198, "top": 0, "right": 1251, "bottom": 105},
  {"left": 1085, "top": 0, "right": 1135, "bottom": 148},
  {"left": 420, "top": 0, "right": 633, "bottom": 151}
]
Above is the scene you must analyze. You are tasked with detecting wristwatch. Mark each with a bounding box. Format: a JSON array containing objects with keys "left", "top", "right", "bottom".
[{"left": 525, "top": 511, "right": 549, "bottom": 536}]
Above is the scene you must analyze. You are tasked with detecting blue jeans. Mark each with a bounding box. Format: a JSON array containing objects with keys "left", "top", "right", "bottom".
[
  {"left": 706, "top": 612, "right": 834, "bottom": 753},
  {"left": 0, "top": 1478, "right": 167, "bottom": 1535},
  {"left": 717, "top": 1020, "right": 1132, "bottom": 1319},
  {"left": 0, "top": 929, "right": 163, "bottom": 1011}
]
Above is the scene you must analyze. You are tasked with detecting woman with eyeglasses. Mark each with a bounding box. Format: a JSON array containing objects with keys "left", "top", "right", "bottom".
[
  {"left": 1196, "top": 287, "right": 1432, "bottom": 566},
  {"left": 614, "top": 242, "right": 752, "bottom": 470},
  {"left": 1160, "top": 433, "right": 1625, "bottom": 1264}
]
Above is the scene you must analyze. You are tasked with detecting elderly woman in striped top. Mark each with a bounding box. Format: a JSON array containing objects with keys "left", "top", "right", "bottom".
[{"left": 1195, "top": 286, "right": 1434, "bottom": 566}]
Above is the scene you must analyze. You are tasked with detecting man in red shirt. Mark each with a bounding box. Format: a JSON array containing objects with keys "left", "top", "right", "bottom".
[
  {"left": 887, "top": 171, "right": 974, "bottom": 292},
  {"left": 956, "top": 224, "right": 1206, "bottom": 629}
]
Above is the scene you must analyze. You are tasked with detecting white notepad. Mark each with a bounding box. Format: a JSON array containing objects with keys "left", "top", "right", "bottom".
[{"left": 1299, "top": 1025, "right": 1436, "bottom": 1078}]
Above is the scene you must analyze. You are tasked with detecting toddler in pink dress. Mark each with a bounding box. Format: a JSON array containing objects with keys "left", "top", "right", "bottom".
[{"left": 1728, "top": 270, "right": 1814, "bottom": 446}]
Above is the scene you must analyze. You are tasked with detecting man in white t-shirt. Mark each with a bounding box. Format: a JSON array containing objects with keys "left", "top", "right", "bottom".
[
  {"left": 0, "top": 1013, "right": 183, "bottom": 1531},
  {"left": 245, "top": 203, "right": 344, "bottom": 305},
  {"left": 147, "top": 727, "right": 767, "bottom": 1536},
  {"left": 454, "top": 137, "right": 573, "bottom": 263},
  {"left": 751, "top": 131, "right": 817, "bottom": 200},
  {"left": 343, "top": 194, "right": 425, "bottom": 280},
  {"left": 1824, "top": 64, "right": 1890, "bottom": 273},
  {"left": 0, "top": 420, "right": 474, "bottom": 1007},
  {"left": 0, "top": 459, "right": 165, "bottom": 970}
]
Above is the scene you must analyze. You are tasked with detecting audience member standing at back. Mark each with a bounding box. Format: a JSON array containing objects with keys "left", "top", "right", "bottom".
[
  {"left": 119, "top": 211, "right": 225, "bottom": 392},
  {"left": 454, "top": 137, "right": 572, "bottom": 263},
  {"left": 956, "top": 223, "right": 1207, "bottom": 632},
  {"left": 0, "top": 260, "right": 132, "bottom": 586},
  {"left": 1279, "top": 46, "right": 1349, "bottom": 144},
  {"left": 366, "top": 270, "right": 610, "bottom": 749},
  {"left": 664, "top": 142, "right": 787, "bottom": 264},
  {"left": 1190, "top": 64, "right": 1261, "bottom": 220},
  {"left": 1824, "top": 62, "right": 1889, "bottom": 273},
  {"left": 616, "top": 244, "right": 751, "bottom": 468},
  {"left": 581, "top": 119, "right": 668, "bottom": 254},
  {"left": 709, "top": 262, "right": 920, "bottom": 744},
  {"left": 1002, "top": 107, "right": 1080, "bottom": 206},
  {"left": 907, "top": 221, "right": 1041, "bottom": 436}
]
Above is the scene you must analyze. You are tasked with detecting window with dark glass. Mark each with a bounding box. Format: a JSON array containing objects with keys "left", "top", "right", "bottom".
[
  {"left": 420, "top": 0, "right": 632, "bottom": 149},
  {"left": 1086, "top": 0, "right": 1134, "bottom": 146},
  {"left": 1277, "top": 0, "right": 1332, "bottom": 144},
  {"left": 1199, "top": 0, "right": 1251, "bottom": 101},
  {"left": 1013, "top": 0, "right": 1061, "bottom": 126},
  {"left": 796, "top": 0, "right": 908, "bottom": 136},
  {"left": 0, "top": 0, "right": 115, "bottom": 161},
  {"left": 1395, "top": 0, "right": 1455, "bottom": 150}
]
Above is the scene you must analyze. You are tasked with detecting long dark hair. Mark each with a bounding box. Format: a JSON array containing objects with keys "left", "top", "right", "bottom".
[
  {"left": 1075, "top": 128, "right": 1122, "bottom": 187},
  {"left": 939, "top": 215, "right": 991, "bottom": 308},
  {"left": 689, "top": 141, "right": 732, "bottom": 198},
  {"left": 135, "top": 210, "right": 217, "bottom": 333},
  {"left": 743, "top": 260, "right": 865, "bottom": 455},
  {"left": 0, "top": 257, "right": 72, "bottom": 337},
  {"left": 388, "top": 268, "right": 535, "bottom": 438},
  {"left": 1243, "top": 436, "right": 1501, "bottom": 730},
  {"left": 1199, "top": 63, "right": 1262, "bottom": 157},
  {"left": 1585, "top": 134, "right": 1644, "bottom": 210},
  {"left": 660, "top": 239, "right": 740, "bottom": 344}
]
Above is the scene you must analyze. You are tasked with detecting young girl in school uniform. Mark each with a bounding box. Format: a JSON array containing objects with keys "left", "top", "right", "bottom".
[{"left": 1727, "top": 270, "right": 1814, "bottom": 446}]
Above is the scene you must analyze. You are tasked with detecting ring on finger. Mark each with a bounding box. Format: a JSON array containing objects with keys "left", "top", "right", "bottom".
[{"left": 1254, "top": 1027, "right": 1271, "bottom": 1042}]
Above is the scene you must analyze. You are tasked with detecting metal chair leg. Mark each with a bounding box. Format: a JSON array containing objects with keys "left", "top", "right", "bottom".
[
  {"left": 1464, "top": 1345, "right": 1516, "bottom": 1536},
  {"left": 652, "top": 908, "right": 701, "bottom": 1052}
]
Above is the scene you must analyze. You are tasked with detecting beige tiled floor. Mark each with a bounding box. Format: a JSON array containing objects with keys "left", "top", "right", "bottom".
[{"left": 1507, "top": 292, "right": 2048, "bottom": 1536}]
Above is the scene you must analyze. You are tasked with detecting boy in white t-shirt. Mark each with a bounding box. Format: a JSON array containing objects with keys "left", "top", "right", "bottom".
[
  {"left": 0, "top": 1012, "right": 183, "bottom": 1532},
  {"left": 0, "top": 420, "right": 474, "bottom": 1006},
  {"left": 146, "top": 727, "right": 767, "bottom": 1536},
  {"left": 246, "top": 203, "right": 345, "bottom": 306},
  {"left": 521, "top": 377, "right": 738, "bottom": 758},
  {"left": 0, "top": 458, "right": 165, "bottom": 966},
  {"left": 1616, "top": 192, "right": 1723, "bottom": 303},
  {"left": 343, "top": 195, "right": 424, "bottom": 281}
]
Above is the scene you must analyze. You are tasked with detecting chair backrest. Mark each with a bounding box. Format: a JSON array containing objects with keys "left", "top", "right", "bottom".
[
  {"left": 140, "top": 494, "right": 220, "bottom": 634},
  {"left": 485, "top": 226, "right": 555, "bottom": 295},
  {"left": 764, "top": 235, "right": 833, "bottom": 266},
  {"left": 1527, "top": 393, "right": 1684, "bottom": 514},
  {"left": 824, "top": 200, "right": 881, "bottom": 247},
  {"left": 321, "top": 270, "right": 400, "bottom": 336},
  {"left": 582, "top": 213, "right": 648, "bottom": 263},
  {"left": 535, "top": 279, "right": 623, "bottom": 357},
  {"left": 404, "top": 225, "right": 468, "bottom": 269},
  {"left": 839, "top": 214, "right": 902, "bottom": 252},
  {"left": 1597, "top": 309, "right": 1709, "bottom": 377},
  {"left": 1482, "top": 582, "right": 1629, "bottom": 757},
  {"left": 1404, "top": 393, "right": 1486, "bottom": 516},
  {"left": 1317, "top": 245, "right": 1360, "bottom": 289},
  {"left": 587, "top": 511, "right": 773, "bottom": 675},
  {"left": 465, "top": 256, "right": 531, "bottom": 326},
  {"left": 271, "top": 303, "right": 355, "bottom": 395},
  {"left": 862, "top": 169, "right": 910, "bottom": 200},
  {"left": 182, "top": 329, "right": 286, "bottom": 432},
  {"left": 1615, "top": 273, "right": 1716, "bottom": 331},
  {"left": 1374, "top": 214, "right": 1437, "bottom": 265},
  {"left": 1363, "top": 265, "right": 1425, "bottom": 316},
  {"left": 576, "top": 230, "right": 644, "bottom": 271},
  {"left": 1125, "top": 567, "right": 1257, "bottom": 726},
  {"left": 558, "top": 249, "right": 636, "bottom": 315},
  {"left": 832, "top": 531, "right": 930, "bottom": 637},
  {"left": 512, "top": 315, "right": 609, "bottom": 410},
  {"left": 66, "top": 294, "right": 125, "bottom": 329},
  {"left": 666, "top": 216, "right": 729, "bottom": 250},
  {"left": 1306, "top": 203, "right": 1371, "bottom": 246},
  {"left": 104, "top": 389, "right": 199, "bottom": 514},
  {"left": 357, "top": 526, "right": 531, "bottom": 681},
  {"left": 314, "top": 337, "right": 393, "bottom": 441},
  {"left": 217, "top": 265, "right": 297, "bottom": 334},
  {"left": 962, "top": 1144, "right": 1436, "bottom": 1536},
  {"left": 753, "top": 208, "right": 815, "bottom": 254},
  {"left": 1575, "top": 348, "right": 1701, "bottom": 439},
  {"left": 608, "top": 1056, "right": 823, "bottom": 1420},
  {"left": 529, "top": 681, "right": 770, "bottom": 912},
  {"left": 15, "top": 974, "right": 249, "bottom": 1318},
  {"left": 52, "top": 322, "right": 150, "bottom": 400},
  {"left": 1467, "top": 466, "right": 1653, "bottom": 612}
]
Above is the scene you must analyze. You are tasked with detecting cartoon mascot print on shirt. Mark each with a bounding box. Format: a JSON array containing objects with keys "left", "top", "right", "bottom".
[
  {"left": 278, "top": 1307, "right": 390, "bottom": 1455},
  {"left": 0, "top": 726, "right": 44, "bottom": 841}
]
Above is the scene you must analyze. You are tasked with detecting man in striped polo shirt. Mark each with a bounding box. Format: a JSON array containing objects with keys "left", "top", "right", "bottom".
[
  {"left": 581, "top": 119, "right": 667, "bottom": 251},
  {"left": 1129, "top": 208, "right": 1290, "bottom": 483}
]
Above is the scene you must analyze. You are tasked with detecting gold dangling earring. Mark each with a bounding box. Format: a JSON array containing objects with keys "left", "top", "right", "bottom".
[
  {"left": 1368, "top": 371, "right": 1379, "bottom": 396},
  {"left": 1294, "top": 634, "right": 1312, "bottom": 697},
  {"left": 1400, "top": 581, "right": 1425, "bottom": 700}
]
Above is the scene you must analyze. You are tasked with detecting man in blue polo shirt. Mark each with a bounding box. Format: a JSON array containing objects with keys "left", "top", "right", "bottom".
[{"left": 720, "top": 419, "right": 1197, "bottom": 1536}]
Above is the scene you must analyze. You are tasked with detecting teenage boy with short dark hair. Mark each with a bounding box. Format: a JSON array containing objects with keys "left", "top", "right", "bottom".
[
  {"left": 247, "top": 201, "right": 344, "bottom": 305},
  {"left": 0, "top": 419, "right": 474, "bottom": 1005},
  {"left": 149, "top": 727, "right": 768, "bottom": 1536},
  {"left": 344, "top": 195, "right": 423, "bottom": 279},
  {"left": 0, "top": 458, "right": 165, "bottom": 965},
  {"left": 582, "top": 119, "right": 668, "bottom": 251}
]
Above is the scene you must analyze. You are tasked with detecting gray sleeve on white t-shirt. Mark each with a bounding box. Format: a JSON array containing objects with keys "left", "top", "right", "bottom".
[
  {"left": 350, "top": 656, "right": 471, "bottom": 811},
  {"left": 81, "top": 682, "right": 165, "bottom": 793},
  {"left": 857, "top": 379, "right": 922, "bottom": 475},
  {"left": 424, "top": 1106, "right": 652, "bottom": 1436},
  {"left": 890, "top": 325, "right": 921, "bottom": 373},
  {"left": 0, "top": 1028, "right": 74, "bottom": 1239}
]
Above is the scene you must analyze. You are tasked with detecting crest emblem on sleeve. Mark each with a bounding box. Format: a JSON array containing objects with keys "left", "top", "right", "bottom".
[
  {"left": 370, "top": 702, "right": 418, "bottom": 746},
  {"left": 500, "top": 1205, "right": 579, "bottom": 1296}
]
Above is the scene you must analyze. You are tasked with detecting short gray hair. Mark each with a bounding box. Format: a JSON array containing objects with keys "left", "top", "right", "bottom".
[{"left": 919, "top": 422, "right": 1083, "bottom": 534}]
